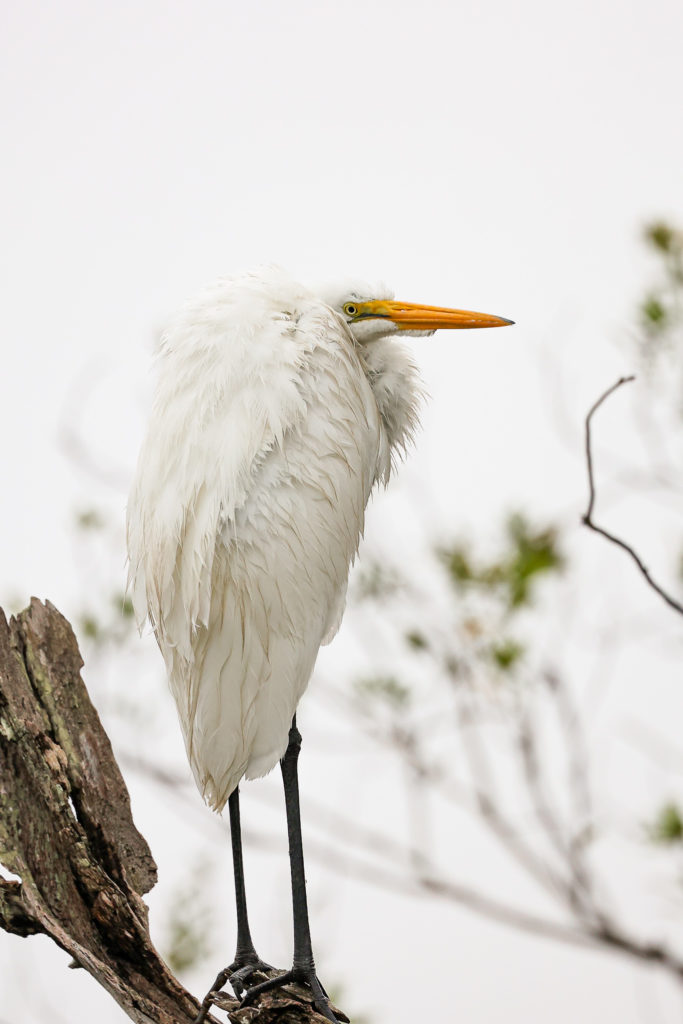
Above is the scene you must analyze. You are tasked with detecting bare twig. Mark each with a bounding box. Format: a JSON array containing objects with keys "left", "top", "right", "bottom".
[
  {"left": 516, "top": 704, "right": 592, "bottom": 920},
  {"left": 452, "top": 680, "right": 574, "bottom": 902},
  {"left": 542, "top": 670, "right": 593, "bottom": 834},
  {"left": 582, "top": 375, "right": 683, "bottom": 616}
]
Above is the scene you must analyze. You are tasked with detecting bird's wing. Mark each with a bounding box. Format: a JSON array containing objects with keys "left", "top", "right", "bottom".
[{"left": 127, "top": 280, "right": 383, "bottom": 809}]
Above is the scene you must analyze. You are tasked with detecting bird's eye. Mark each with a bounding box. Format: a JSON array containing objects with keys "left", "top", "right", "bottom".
[{"left": 344, "top": 303, "right": 358, "bottom": 317}]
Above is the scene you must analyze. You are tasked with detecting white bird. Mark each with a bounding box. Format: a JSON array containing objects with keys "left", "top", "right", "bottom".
[{"left": 126, "top": 265, "right": 512, "bottom": 1020}]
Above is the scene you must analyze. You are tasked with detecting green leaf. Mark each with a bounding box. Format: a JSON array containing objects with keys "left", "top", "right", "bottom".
[
  {"left": 649, "top": 802, "right": 683, "bottom": 844},
  {"left": 405, "top": 630, "right": 428, "bottom": 651},
  {"left": 79, "top": 615, "right": 100, "bottom": 640},
  {"left": 645, "top": 221, "right": 675, "bottom": 254},
  {"left": 439, "top": 515, "right": 563, "bottom": 610},
  {"left": 113, "top": 593, "right": 135, "bottom": 619},
  {"left": 440, "top": 545, "right": 474, "bottom": 587},
  {"left": 641, "top": 295, "right": 668, "bottom": 331},
  {"left": 490, "top": 638, "right": 524, "bottom": 671},
  {"left": 504, "top": 514, "right": 564, "bottom": 608}
]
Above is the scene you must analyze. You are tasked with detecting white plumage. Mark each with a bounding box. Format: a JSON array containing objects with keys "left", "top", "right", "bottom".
[{"left": 126, "top": 266, "right": 422, "bottom": 810}]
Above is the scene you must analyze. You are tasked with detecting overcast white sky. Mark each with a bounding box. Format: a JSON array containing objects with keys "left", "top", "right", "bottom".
[{"left": 2, "top": 1, "right": 683, "bottom": 1022}]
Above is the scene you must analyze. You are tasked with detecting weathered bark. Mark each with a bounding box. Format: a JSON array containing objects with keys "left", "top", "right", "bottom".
[{"left": 0, "top": 600, "right": 338, "bottom": 1024}]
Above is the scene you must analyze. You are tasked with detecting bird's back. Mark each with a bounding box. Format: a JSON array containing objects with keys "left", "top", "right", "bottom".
[{"left": 127, "top": 269, "right": 385, "bottom": 810}]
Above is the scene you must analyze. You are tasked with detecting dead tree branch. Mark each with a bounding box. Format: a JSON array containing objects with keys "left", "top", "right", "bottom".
[
  {"left": 0, "top": 599, "right": 328, "bottom": 1024},
  {"left": 582, "top": 375, "right": 683, "bottom": 616}
]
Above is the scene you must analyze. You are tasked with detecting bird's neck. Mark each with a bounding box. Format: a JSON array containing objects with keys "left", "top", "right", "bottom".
[{"left": 359, "top": 338, "right": 423, "bottom": 481}]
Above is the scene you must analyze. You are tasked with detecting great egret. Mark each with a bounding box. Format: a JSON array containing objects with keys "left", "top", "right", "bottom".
[{"left": 126, "top": 265, "right": 512, "bottom": 1021}]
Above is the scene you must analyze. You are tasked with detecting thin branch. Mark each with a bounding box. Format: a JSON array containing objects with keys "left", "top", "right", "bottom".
[
  {"left": 453, "top": 685, "right": 575, "bottom": 903},
  {"left": 516, "top": 688, "right": 601, "bottom": 930},
  {"left": 289, "top": 822, "right": 599, "bottom": 951},
  {"left": 582, "top": 375, "right": 683, "bottom": 616},
  {"left": 304, "top": 828, "right": 683, "bottom": 980},
  {"left": 542, "top": 670, "right": 593, "bottom": 832}
]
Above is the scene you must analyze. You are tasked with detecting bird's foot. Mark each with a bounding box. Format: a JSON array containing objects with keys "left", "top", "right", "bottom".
[
  {"left": 226, "top": 954, "right": 275, "bottom": 998},
  {"left": 193, "top": 956, "right": 275, "bottom": 1023},
  {"left": 240, "top": 966, "right": 348, "bottom": 1023}
]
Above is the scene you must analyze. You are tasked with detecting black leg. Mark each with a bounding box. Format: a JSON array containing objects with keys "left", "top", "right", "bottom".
[
  {"left": 228, "top": 786, "right": 259, "bottom": 966},
  {"left": 282, "top": 718, "right": 317, "bottom": 977},
  {"left": 193, "top": 787, "right": 274, "bottom": 1022},
  {"left": 226, "top": 786, "right": 272, "bottom": 993},
  {"left": 240, "top": 718, "right": 341, "bottom": 1022}
]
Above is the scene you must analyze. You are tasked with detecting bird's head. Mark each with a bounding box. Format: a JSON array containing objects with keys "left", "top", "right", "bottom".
[{"left": 319, "top": 280, "right": 514, "bottom": 344}]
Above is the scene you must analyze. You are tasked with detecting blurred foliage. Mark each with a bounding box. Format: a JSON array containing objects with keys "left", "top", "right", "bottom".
[
  {"left": 638, "top": 220, "right": 683, "bottom": 363},
  {"left": 641, "top": 295, "right": 667, "bottom": 332},
  {"left": 648, "top": 802, "right": 683, "bottom": 845},
  {"left": 355, "top": 675, "right": 411, "bottom": 710},
  {"left": 354, "top": 561, "right": 405, "bottom": 601},
  {"left": 647, "top": 221, "right": 678, "bottom": 256},
  {"left": 76, "top": 507, "right": 106, "bottom": 530},
  {"left": 439, "top": 513, "right": 564, "bottom": 611},
  {"left": 72, "top": 507, "right": 138, "bottom": 652},
  {"left": 163, "top": 872, "right": 214, "bottom": 976},
  {"left": 354, "top": 513, "right": 565, "bottom": 727},
  {"left": 489, "top": 638, "right": 525, "bottom": 671},
  {"left": 404, "top": 629, "right": 428, "bottom": 651},
  {"left": 77, "top": 592, "right": 136, "bottom": 650}
]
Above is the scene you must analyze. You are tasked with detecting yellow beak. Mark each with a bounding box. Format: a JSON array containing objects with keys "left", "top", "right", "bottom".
[{"left": 359, "top": 299, "right": 514, "bottom": 330}]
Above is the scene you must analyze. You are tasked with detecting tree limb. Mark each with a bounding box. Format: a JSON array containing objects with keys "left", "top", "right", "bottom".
[{"left": 0, "top": 599, "right": 329, "bottom": 1024}]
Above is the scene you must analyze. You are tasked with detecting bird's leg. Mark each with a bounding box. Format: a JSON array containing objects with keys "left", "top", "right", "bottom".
[
  {"left": 240, "top": 717, "right": 341, "bottom": 1022},
  {"left": 282, "top": 719, "right": 319, "bottom": 983},
  {"left": 224, "top": 785, "right": 273, "bottom": 995},
  {"left": 194, "top": 788, "right": 275, "bottom": 1022}
]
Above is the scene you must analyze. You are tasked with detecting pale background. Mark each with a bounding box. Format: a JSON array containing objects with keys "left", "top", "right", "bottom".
[{"left": 2, "top": 1, "right": 683, "bottom": 1021}]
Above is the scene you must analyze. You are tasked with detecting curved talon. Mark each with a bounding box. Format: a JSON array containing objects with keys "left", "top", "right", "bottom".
[
  {"left": 194, "top": 957, "right": 277, "bottom": 1023},
  {"left": 193, "top": 967, "right": 233, "bottom": 1024},
  {"left": 307, "top": 973, "right": 337, "bottom": 1021},
  {"left": 240, "top": 969, "right": 293, "bottom": 1007}
]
